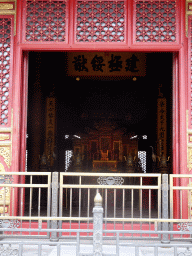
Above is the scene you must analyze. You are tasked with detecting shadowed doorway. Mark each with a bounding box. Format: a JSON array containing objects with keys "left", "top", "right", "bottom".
[{"left": 26, "top": 52, "right": 172, "bottom": 175}]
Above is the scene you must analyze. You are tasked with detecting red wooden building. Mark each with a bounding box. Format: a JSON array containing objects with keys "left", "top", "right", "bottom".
[{"left": 0, "top": 0, "right": 191, "bottom": 217}]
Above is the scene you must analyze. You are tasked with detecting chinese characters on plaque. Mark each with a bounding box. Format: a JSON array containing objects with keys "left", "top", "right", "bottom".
[
  {"left": 45, "top": 97, "right": 56, "bottom": 167},
  {"left": 68, "top": 52, "right": 146, "bottom": 77},
  {"left": 157, "top": 97, "right": 167, "bottom": 159}
]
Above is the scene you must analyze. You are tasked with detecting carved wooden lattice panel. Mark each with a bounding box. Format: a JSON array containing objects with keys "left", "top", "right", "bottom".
[
  {"left": 135, "top": 0, "right": 177, "bottom": 43},
  {"left": 25, "top": 0, "right": 68, "bottom": 42},
  {"left": 190, "top": 19, "right": 192, "bottom": 128},
  {"left": 187, "top": 19, "right": 192, "bottom": 171},
  {"left": 0, "top": 18, "right": 11, "bottom": 125},
  {"left": 76, "top": 1, "right": 126, "bottom": 43}
]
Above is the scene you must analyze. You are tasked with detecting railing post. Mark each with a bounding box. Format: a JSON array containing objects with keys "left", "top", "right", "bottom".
[
  {"left": 50, "top": 172, "right": 59, "bottom": 242},
  {"left": 93, "top": 192, "right": 103, "bottom": 255},
  {"left": 161, "top": 174, "right": 170, "bottom": 244}
]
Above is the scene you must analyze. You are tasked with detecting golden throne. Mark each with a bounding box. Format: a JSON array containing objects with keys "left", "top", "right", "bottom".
[{"left": 100, "top": 150, "right": 109, "bottom": 161}]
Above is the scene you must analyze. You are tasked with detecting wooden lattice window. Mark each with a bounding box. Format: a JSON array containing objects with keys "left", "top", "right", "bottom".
[
  {"left": 0, "top": 18, "right": 12, "bottom": 126},
  {"left": 135, "top": 0, "right": 177, "bottom": 43},
  {"left": 189, "top": 19, "right": 192, "bottom": 128},
  {"left": 75, "top": 0, "right": 126, "bottom": 43},
  {"left": 25, "top": 0, "right": 68, "bottom": 42}
]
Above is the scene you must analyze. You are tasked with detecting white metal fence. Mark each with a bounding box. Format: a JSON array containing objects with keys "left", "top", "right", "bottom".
[{"left": 0, "top": 172, "right": 192, "bottom": 255}]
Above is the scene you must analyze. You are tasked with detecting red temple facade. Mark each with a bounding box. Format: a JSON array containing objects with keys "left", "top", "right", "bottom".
[{"left": 0, "top": 0, "right": 191, "bottom": 217}]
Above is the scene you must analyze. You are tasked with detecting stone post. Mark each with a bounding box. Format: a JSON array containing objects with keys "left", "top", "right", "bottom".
[
  {"left": 161, "top": 174, "right": 170, "bottom": 243},
  {"left": 50, "top": 172, "right": 59, "bottom": 242},
  {"left": 93, "top": 192, "right": 103, "bottom": 255}
]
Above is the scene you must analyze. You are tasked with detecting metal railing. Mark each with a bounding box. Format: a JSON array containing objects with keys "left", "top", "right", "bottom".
[
  {"left": 1, "top": 171, "right": 192, "bottom": 244},
  {"left": 170, "top": 174, "right": 192, "bottom": 241},
  {"left": 1, "top": 196, "right": 192, "bottom": 255},
  {"left": 59, "top": 172, "right": 162, "bottom": 239},
  {"left": 1, "top": 231, "right": 192, "bottom": 256},
  {"left": 0, "top": 172, "right": 51, "bottom": 238}
]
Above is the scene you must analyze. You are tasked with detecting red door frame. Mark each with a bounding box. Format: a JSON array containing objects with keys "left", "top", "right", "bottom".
[{"left": 18, "top": 50, "right": 183, "bottom": 172}]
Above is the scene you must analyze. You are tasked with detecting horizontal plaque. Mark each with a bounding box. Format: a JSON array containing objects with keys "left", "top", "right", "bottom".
[{"left": 67, "top": 52, "right": 146, "bottom": 77}]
